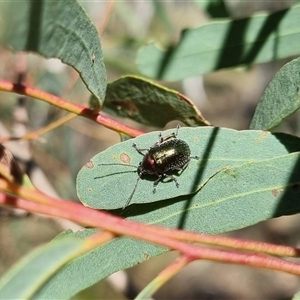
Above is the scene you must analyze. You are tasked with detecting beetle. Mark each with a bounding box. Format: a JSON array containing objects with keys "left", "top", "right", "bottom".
[{"left": 99, "top": 125, "right": 199, "bottom": 209}]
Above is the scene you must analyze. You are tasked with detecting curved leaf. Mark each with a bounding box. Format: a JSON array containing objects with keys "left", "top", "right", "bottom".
[
  {"left": 77, "top": 127, "right": 300, "bottom": 210},
  {"left": 0, "top": 0, "right": 106, "bottom": 103},
  {"left": 127, "top": 153, "right": 300, "bottom": 233},
  {"left": 250, "top": 57, "right": 300, "bottom": 130},
  {"left": 0, "top": 238, "right": 85, "bottom": 299},
  {"left": 137, "top": 4, "right": 300, "bottom": 80},
  {"left": 38, "top": 150, "right": 300, "bottom": 299},
  {"left": 33, "top": 229, "right": 166, "bottom": 299},
  {"left": 102, "top": 75, "right": 209, "bottom": 127}
]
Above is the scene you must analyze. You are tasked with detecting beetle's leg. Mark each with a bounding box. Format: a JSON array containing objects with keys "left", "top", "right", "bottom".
[
  {"left": 156, "top": 132, "right": 166, "bottom": 145},
  {"left": 132, "top": 143, "right": 149, "bottom": 156},
  {"left": 164, "top": 174, "right": 180, "bottom": 188},
  {"left": 152, "top": 175, "right": 163, "bottom": 193},
  {"left": 153, "top": 174, "right": 179, "bottom": 194},
  {"left": 190, "top": 155, "right": 200, "bottom": 160},
  {"left": 158, "top": 124, "right": 181, "bottom": 144},
  {"left": 174, "top": 124, "right": 180, "bottom": 137},
  {"left": 153, "top": 174, "right": 164, "bottom": 194},
  {"left": 158, "top": 132, "right": 163, "bottom": 144},
  {"left": 157, "top": 131, "right": 175, "bottom": 143}
]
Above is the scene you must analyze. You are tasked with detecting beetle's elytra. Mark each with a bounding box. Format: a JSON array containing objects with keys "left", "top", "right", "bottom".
[
  {"left": 138, "top": 138, "right": 191, "bottom": 176},
  {"left": 99, "top": 125, "right": 199, "bottom": 209}
]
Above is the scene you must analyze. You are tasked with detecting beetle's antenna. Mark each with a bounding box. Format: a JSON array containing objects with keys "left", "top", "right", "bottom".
[
  {"left": 98, "top": 163, "right": 137, "bottom": 169},
  {"left": 123, "top": 174, "right": 142, "bottom": 209}
]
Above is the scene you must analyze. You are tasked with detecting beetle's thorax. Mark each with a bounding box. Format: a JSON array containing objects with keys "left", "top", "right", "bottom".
[
  {"left": 138, "top": 154, "right": 157, "bottom": 175},
  {"left": 137, "top": 138, "right": 191, "bottom": 176}
]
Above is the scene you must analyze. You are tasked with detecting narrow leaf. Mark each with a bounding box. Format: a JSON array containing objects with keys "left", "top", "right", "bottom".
[
  {"left": 77, "top": 127, "right": 300, "bottom": 210},
  {"left": 0, "top": 238, "right": 85, "bottom": 299},
  {"left": 250, "top": 57, "right": 300, "bottom": 130},
  {"left": 0, "top": 0, "right": 107, "bottom": 103},
  {"left": 33, "top": 229, "right": 166, "bottom": 299},
  {"left": 128, "top": 153, "right": 300, "bottom": 233},
  {"left": 137, "top": 4, "right": 300, "bottom": 80},
  {"left": 103, "top": 75, "right": 209, "bottom": 127},
  {"left": 38, "top": 151, "right": 300, "bottom": 299}
]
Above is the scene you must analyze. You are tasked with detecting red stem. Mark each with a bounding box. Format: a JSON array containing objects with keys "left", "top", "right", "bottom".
[
  {"left": 0, "top": 79, "right": 144, "bottom": 137},
  {"left": 1, "top": 186, "right": 300, "bottom": 276}
]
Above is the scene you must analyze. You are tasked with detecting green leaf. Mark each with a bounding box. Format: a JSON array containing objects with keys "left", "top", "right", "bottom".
[
  {"left": 0, "top": 237, "right": 85, "bottom": 299},
  {"left": 77, "top": 127, "right": 300, "bottom": 210},
  {"left": 250, "top": 57, "right": 300, "bottom": 130},
  {"left": 128, "top": 153, "right": 300, "bottom": 233},
  {"left": 0, "top": 0, "right": 107, "bottom": 103},
  {"left": 137, "top": 4, "right": 300, "bottom": 80},
  {"left": 33, "top": 229, "right": 166, "bottom": 299},
  {"left": 103, "top": 75, "right": 209, "bottom": 127},
  {"left": 37, "top": 149, "right": 300, "bottom": 299}
]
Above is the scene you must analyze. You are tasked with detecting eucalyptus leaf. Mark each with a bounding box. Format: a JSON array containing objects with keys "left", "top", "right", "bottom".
[
  {"left": 38, "top": 148, "right": 300, "bottom": 299},
  {"left": 126, "top": 153, "right": 300, "bottom": 233},
  {"left": 250, "top": 57, "right": 300, "bottom": 130},
  {"left": 137, "top": 4, "right": 300, "bottom": 80},
  {"left": 33, "top": 229, "right": 166, "bottom": 299},
  {"left": 103, "top": 75, "right": 208, "bottom": 127},
  {"left": 0, "top": 238, "right": 85, "bottom": 299},
  {"left": 0, "top": 0, "right": 107, "bottom": 103},
  {"left": 77, "top": 127, "right": 300, "bottom": 210}
]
